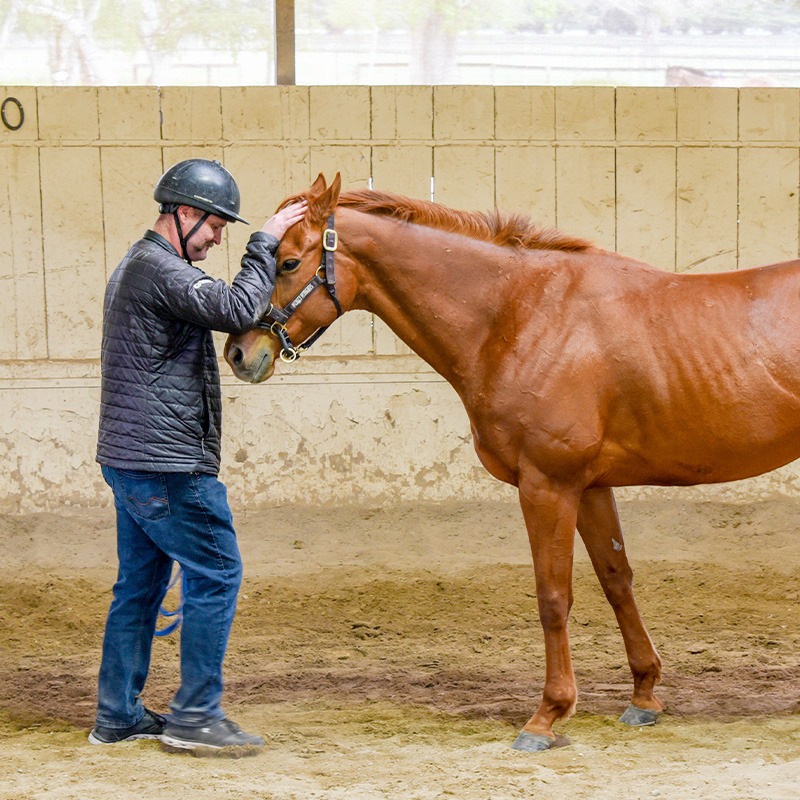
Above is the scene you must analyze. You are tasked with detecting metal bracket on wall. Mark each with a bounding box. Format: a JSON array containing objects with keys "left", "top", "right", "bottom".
[{"left": 1, "top": 97, "right": 24, "bottom": 131}]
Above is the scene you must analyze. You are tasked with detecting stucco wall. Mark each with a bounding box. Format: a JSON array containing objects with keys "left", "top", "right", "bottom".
[{"left": 1, "top": 85, "right": 799, "bottom": 512}]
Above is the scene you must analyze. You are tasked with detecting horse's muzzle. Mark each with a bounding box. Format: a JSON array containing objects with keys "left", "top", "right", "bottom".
[{"left": 225, "top": 343, "right": 275, "bottom": 383}]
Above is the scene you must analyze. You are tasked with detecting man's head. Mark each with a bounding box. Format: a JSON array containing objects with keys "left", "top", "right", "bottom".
[{"left": 154, "top": 159, "right": 248, "bottom": 263}]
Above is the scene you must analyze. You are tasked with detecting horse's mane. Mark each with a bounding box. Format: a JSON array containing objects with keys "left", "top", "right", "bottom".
[
  {"left": 338, "top": 189, "right": 593, "bottom": 252},
  {"left": 280, "top": 188, "right": 593, "bottom": 252}
]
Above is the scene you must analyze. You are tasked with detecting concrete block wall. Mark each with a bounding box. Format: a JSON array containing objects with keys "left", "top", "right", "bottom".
[{"left": 1, "top": 85, "right": 800, "bottom": 511}]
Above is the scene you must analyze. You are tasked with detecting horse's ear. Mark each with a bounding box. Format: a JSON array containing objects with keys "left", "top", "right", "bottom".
[
  {"left": 309, "top": 173, "right": 327, "bottom": 197},
  {"left": 309, "top": 172, "right": 341, "bottom": 221},
  {"left": 329, "top": 173, "right": 342, "bottom": 203}
]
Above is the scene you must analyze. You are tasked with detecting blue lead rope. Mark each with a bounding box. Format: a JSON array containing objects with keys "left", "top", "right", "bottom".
[{"left": 155, "top": 564, "right": 185, "bottom": 637}]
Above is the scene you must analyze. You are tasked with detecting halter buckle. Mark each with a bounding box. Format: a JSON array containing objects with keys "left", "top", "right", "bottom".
[{"left": 323, "top": 228, "right": 338, "bottom": 252}]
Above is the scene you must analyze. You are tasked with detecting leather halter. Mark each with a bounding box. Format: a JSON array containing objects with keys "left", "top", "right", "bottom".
[{"left": 256, "top": 213, "right": 342, "bottom": 362}]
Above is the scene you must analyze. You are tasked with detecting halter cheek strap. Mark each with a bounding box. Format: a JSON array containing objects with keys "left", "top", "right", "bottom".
[{"left": 321, "top": 219, "right": 342, "bottom": 317}]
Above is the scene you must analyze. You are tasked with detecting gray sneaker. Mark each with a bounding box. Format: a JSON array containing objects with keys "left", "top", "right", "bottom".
[
  {"left": 161, "top": 717, "right": 264, "bottom": 754},
  {"left": 88, "top": 708, "right": 166, "bottom": 745}
]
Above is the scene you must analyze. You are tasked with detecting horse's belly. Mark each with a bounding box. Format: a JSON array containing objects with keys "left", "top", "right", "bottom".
[{"left": 597, "top": 425, "right": 800, "bottom": 488}]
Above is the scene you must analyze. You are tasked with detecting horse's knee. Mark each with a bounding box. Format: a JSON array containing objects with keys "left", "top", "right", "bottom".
[{"left": 536, "top": 589, "right": 573, "bottom": 630}]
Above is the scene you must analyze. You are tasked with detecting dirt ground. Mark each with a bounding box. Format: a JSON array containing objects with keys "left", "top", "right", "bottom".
[{"left": 1, "top": 495, "right": 799, "bottom": 799}]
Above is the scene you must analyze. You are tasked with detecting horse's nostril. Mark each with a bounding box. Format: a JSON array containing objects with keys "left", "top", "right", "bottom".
[{"left": 230, "top": 346, "right": 243, "bottom": 366}]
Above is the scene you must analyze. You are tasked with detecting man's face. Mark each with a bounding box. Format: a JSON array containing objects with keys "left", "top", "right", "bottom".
[{"left": 181, "top": 207, "right": 228, "bottom": 262}]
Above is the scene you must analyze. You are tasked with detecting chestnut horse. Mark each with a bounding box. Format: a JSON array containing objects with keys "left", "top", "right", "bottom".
[{"left": 224, "top": 174, "right": 800, "bottom": 751}]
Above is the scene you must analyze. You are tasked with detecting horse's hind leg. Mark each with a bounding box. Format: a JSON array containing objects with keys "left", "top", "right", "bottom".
[{"left": 576, "top": 487, "right": 663, "bottom": 725}]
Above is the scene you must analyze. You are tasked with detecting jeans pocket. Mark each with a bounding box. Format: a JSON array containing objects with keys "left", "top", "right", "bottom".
[{"left": 115, "top": 469, "right": 171, "bottom": 521}]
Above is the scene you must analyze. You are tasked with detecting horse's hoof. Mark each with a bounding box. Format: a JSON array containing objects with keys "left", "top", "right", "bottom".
[
  {"left": 511, "top": 731, "right": 556, "bottom": 752},
  {"left": 619, "top": 704, "right": 660, "bottom": 726}
]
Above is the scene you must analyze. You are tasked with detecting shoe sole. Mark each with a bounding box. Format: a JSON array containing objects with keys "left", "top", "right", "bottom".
[
  {"left": 88, "top": 731, "right": 163, "bottom": 745},
  {"left": 161, "top": 733, "right": 263, "bottom": 758}
]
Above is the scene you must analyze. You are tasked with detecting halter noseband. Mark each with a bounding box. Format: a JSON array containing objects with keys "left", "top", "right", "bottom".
[{"left": 256, "top": 213, "right": 342, "bottom": 362}]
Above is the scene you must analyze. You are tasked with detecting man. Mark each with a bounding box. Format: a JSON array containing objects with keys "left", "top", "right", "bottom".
[{"left": 90, "top": 158, "right": 306, "bottom": 753}]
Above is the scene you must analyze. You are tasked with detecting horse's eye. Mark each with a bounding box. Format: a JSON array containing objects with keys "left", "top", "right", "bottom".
[{"left": 281, "top": 259, "right": 301, "bottom": 273}]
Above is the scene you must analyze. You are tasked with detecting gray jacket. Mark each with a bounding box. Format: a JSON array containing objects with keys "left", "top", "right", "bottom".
[{"left": 97, "top": 229, "right": 278, "bottom": 475}]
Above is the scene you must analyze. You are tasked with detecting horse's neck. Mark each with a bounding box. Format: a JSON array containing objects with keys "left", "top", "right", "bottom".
[{"left": 345, "top": 211, "right": 508, "bottom": 391}]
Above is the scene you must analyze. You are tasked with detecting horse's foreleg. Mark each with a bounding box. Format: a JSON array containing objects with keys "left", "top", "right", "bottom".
[
  {"left": 576, "top": 486, "right": 663, "bottom": 725},
  {"left": 512, "top": 479, "right": 580, "bottom": 752}
]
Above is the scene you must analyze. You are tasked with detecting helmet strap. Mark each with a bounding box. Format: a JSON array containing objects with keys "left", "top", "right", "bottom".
[{"left": 172, "top": 208, "right": 210, "bottom": 265}]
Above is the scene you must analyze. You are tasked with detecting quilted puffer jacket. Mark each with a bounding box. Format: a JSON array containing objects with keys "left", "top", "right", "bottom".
[{"left": 97, "top": 229, "right": 278, "bottom": 475}]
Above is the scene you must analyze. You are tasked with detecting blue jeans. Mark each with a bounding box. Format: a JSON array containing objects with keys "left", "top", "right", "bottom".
[{"left": 96, "top": 466, "right": 242, "bottom": 728}]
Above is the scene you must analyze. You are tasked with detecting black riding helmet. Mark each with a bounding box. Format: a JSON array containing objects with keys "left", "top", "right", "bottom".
[
  {"left": 154, "top": 158, "right": 248, "bottom": 223},
  {"left": 154, "top": 158, "right": 248, "bottom": 264}
]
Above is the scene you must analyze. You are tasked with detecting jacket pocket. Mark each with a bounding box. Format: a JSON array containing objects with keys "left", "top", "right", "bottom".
[{"left": 201, "top": 382, "right": 211, "bottom": 438}]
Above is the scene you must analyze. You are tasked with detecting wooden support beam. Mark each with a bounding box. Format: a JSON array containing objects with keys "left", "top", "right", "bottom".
[{"left": 275, "top": 0, "right": 296, "bottom": 85}]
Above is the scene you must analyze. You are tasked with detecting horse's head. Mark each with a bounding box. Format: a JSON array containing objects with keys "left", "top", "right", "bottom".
[{"left": 224, "top": 173, "right": 348, "bottom": 383}]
